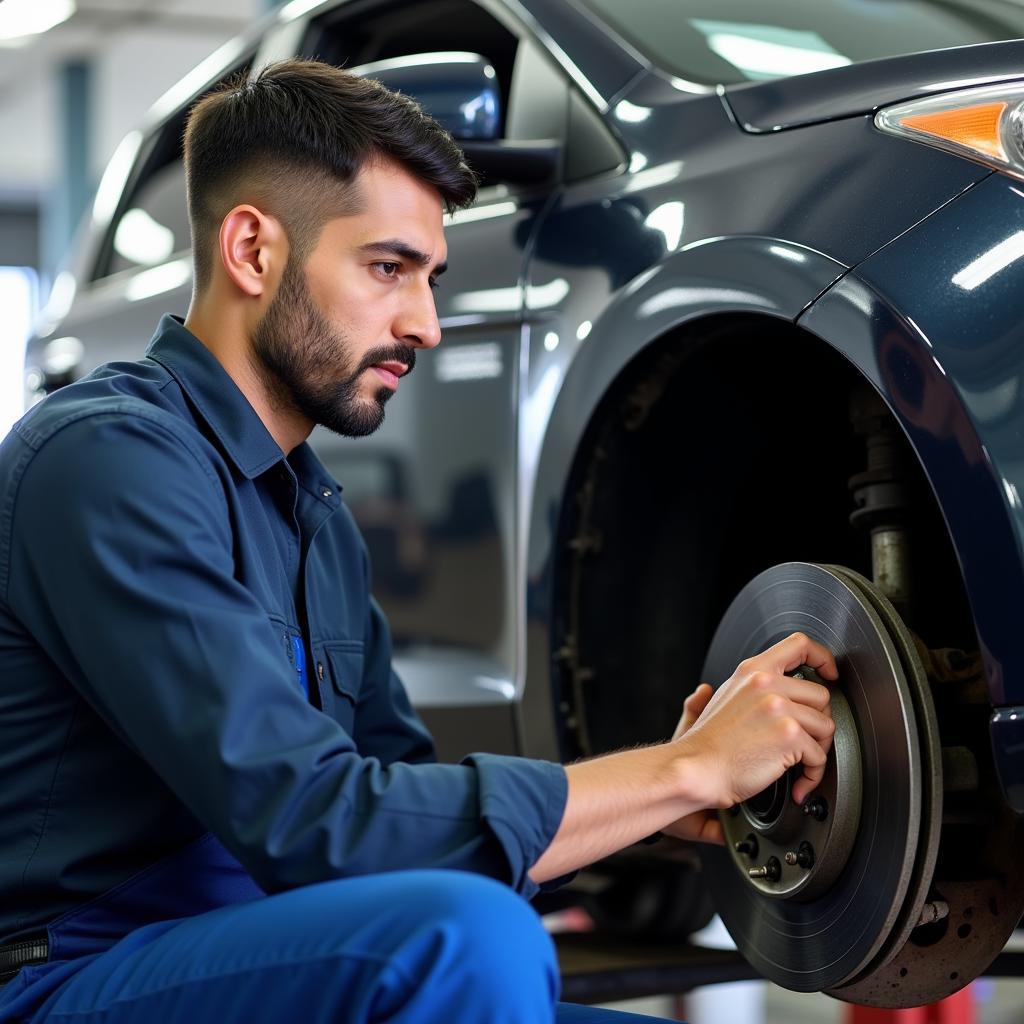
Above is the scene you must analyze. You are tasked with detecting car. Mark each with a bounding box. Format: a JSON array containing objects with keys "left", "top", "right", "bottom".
[{"left": 25, "top": 0, "right": 1024, "bottom": 1008}]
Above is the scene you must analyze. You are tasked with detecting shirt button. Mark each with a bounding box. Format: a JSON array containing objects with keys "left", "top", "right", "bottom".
[
  {"left": 317, "top": 662, "right": 325, "bottom": 681},
  {"left": 321, "top": 487, "right": 332, "bottom": 498}
]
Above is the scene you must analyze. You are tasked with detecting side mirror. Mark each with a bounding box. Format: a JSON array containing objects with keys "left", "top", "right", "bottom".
[
  {"left": 354, "top": 51, "right": 561, "bottom": 186},
  {"left": 352, "top": 51, "right": 501, "bottom": 141}
]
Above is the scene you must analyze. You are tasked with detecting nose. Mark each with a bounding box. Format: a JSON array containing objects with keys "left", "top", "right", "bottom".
[{"left": 396, "top": 277, "right": 442, "bottom": 350}]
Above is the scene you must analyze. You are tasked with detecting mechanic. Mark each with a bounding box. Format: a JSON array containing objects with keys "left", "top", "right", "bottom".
[{"left": 0, "top": 60, "right": 837, "bottom": 1023}]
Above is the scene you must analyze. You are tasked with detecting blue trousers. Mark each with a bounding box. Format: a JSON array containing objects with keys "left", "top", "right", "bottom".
[{"left": 0, "top": 869, "right": 675, "bottom": 1023}]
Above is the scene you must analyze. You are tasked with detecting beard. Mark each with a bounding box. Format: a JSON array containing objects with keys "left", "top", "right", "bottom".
[{"left": 250, "top": 256, "right": 415, "bottom": 438}]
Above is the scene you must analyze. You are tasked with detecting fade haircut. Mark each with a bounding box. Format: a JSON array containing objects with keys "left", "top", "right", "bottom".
[{"left": 182, "top": 58, "right": 478, "bottom": 291}]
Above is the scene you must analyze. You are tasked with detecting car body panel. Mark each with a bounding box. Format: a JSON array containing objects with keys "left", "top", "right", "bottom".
[
  {"left": 800, "top": 172, "right": 1024, "bottom": 705},
  {"left": 796, "top": 171, "right": 1024, "bottom": 808},
  {"left": 724, "top": 38, "right": 1024, "bottom": 133}
]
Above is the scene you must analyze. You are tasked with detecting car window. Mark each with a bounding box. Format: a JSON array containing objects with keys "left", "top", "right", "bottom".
[
  {"left": 301, "top": 0, "right": 519, "bottom": 137},
  {"left": 93, "top": 58, "right": 252, "bottom": 283},
  {"left": 578, "top": 0, "right": 1024, "bottom": 85},
  {"left": 104, "top": 160, "right": 188, "bottom": 279}
]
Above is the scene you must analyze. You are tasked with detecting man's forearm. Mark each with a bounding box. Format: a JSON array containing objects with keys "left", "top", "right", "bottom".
[{"left": 527, "top": 742, "right": 703, "bottom": 884}]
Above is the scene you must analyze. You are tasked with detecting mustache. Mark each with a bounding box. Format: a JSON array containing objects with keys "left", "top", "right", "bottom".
[{"left": 357, "top": 345, "right": 417, "bottom": 378}]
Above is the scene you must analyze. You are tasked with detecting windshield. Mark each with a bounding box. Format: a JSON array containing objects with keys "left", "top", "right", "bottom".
[{"left": 579, "top": 0, "right": 1024, "bottom": 85}]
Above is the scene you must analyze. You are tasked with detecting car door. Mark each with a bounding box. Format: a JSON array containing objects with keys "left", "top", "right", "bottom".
[{"left": 292, "top": 0, "right": 577, "bottom": 759}]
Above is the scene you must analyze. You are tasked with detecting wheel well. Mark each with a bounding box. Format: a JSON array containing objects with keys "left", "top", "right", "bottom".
[{"left": 552, "top": 313, "right": 977, "bottom": 759}]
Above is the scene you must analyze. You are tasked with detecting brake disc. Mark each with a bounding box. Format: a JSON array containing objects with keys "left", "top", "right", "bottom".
[
  {"left": 698, "top": 562, "right": 933, "bottom": 991},
  {"left": 822, "top": 564, "right": 943, "bottom": 1004},
  {"left": 826, "top": 570, "right": 1024, "bottom": 1008}
]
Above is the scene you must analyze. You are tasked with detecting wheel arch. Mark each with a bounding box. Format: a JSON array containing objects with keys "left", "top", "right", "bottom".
[{"left": 518, "top": 237, "right": 1023, "bottom": 807}]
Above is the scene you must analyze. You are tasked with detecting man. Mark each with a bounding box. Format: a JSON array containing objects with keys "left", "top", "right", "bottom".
[{"left": 0, "top": 61, "right": 836, "bottom": 1022}]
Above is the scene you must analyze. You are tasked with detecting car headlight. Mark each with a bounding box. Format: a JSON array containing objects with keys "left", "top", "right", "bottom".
[{"left": 875, "top": 82, "right": 1024, "bottom": 181}]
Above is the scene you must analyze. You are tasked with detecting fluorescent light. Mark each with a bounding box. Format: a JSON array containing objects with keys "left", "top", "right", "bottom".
[
  {"left": 92, "top": 131, "right": 143, "bottom": 227},
  {"left": 0, "top": 0, "right": 75, "bottom": 41},
  {"left": 525, "top": 278, "right": 570, "bottom": 309},
  {"left": 42, "top": 270, "right": 76, "bottom": 324},
  {"left": 690, "top": 20, "right": 850, "bottom": 81},
  {"left": 576, "top": 320, "right": 592, "bottom": 341},
  {"left": 435, "top": 342, "right": 503, "bottom": 382},
  {"left": 444, "top": 201, "right": 517, "bottom": 227},
  {"left": 125, "top": 258, "right": 191, "bottom": 303},
  {"left": 453, "top": 285, "right": 521, "bottom": 314},
  {"left": 150, "top": 37, "right": 247, "bottom": 123},
  {"left": 707, "top": 33, "right": 851, "bottom": 78},
  {"left": 543, "top": 332, "right": 559, "bottom": 352},
  {"left": 769, "top": 244, "right": 807, "bottom": 264},
  {"left": 644, "top": 201, "right": 685, "bottom": 251},
  {"left": 114, "top": 209, "right": 176, "bottom": 267},
  {"left": 0, "top": 268, "right": 35, "bottom": 437},
  {"left": 279, "top": 0, "right": 327, "bottom": 21},
  {"left": 354, "top": 52, "right": 488, "bottom": 75},
  {"left": 952, "top": 231, "right": 1024, "bottom": 291},
  {"left": 41, "top": 336, "right": 84, "bottom": 376},
  {"left": 670, "top": 76, "right": 714, "bottom": 96},
  {"left": 614, "top": 100, "right": 651, "bottom": 124}
]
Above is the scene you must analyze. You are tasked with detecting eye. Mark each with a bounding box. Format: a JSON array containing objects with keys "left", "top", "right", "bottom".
[{"left": 374, "top": 262, "right": 401, "bottom": 279}]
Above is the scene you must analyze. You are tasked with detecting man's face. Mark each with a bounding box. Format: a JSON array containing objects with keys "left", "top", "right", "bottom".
[{"left": 251, "top": 159, "right": 447, "bottom": 438}]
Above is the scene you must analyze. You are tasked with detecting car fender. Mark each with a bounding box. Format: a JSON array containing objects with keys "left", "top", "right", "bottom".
[{"left": 798, "top": 173, "right": 1024, "bottom": 810}]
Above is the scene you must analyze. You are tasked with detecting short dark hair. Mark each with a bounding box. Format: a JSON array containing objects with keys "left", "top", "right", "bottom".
[{"left": 183, "top": 58, "right": 478, "bottom": 290}]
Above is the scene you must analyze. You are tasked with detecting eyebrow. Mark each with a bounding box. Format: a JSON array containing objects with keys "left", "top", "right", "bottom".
[{"left": 358, "top": 239, "right": 448, "bottom": 277}]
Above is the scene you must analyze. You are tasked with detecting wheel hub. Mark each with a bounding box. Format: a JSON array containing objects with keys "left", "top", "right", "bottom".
[
  {"left": 697, "top": 561, "right": 1024, "bottom": 1007},
  {"left": 725, "top": 680, "right": 861, "bottom": 902}
]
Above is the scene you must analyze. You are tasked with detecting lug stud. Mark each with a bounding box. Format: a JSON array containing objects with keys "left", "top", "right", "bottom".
[
  {"left": 748, "top": 856, "right": 781, "bottom": 882},
  {"left": 784, "top": 841, "right": 815, "bottom": 869}
]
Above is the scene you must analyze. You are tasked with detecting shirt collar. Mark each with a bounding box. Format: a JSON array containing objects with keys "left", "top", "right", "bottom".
[{"left": 144, "top": 314, "right": 290, "bottom": 481}]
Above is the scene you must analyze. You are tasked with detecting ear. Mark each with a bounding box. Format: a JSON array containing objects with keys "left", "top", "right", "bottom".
[{"left": 217, "top": 204, "right": 287, "bottom": 298}]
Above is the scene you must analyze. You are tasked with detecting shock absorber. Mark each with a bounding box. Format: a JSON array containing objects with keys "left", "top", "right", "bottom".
[{"left": 847, "top": 385, "right": 914, "bottom": 621}]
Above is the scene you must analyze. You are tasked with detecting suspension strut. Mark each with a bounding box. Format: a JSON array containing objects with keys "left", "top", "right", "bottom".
[{"left": 847, "top": 385, "right": 914, "bottom": 622}]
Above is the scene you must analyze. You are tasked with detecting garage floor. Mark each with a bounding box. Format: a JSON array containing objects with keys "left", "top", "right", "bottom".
[
  {"left": 560, "top": 923, "right": 1024, "bottom": 1022},
  {"left": 595, "top": 977, "right": 1024, "bottom": 1023}
]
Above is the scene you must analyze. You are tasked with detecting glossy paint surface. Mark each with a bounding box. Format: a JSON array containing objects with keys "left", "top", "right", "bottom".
[
  {"left": 725, "top": 38, "right": 1024, "bottom": 133},
  {"left": 796, "top": 173, "right": 1024, "bottom": 801},
  {"left": 25, "top": 0, "right": 1024, "bottom": 783}
]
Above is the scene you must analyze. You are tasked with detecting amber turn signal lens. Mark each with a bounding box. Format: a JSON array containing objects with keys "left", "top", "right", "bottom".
[
  {"left": 899, "top": 102, "right": 1008, "bottom": 162},
  {"left": 876, "top": 84, "right": 1024, "bottom": 182}
]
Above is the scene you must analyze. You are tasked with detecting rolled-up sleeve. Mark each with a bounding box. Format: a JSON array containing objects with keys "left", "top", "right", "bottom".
[{"left": 6, "top": 409, "right": 567, "bottom": 898}]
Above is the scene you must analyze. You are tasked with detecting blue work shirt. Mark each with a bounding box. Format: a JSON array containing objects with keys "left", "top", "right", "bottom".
[{"left": 0, "top": 315, "right": 568, "bottom": 944}]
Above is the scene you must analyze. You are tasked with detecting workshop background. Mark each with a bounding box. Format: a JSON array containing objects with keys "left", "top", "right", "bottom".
[{"left": 4, "top": 2, "right": 1024, "bottom": 1021}]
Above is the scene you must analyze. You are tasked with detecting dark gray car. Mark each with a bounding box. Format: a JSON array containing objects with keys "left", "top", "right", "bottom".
[{"left": 26, "top": 0, "right": 1024, "bottom": 1007}]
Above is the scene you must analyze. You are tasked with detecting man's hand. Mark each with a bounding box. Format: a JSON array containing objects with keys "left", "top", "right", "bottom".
[
  {"left": 528, "top": 632, "right": 839, "bottom": 884},
  {"left": 664, "top": 633, "right": 837, "bottom": 840}
]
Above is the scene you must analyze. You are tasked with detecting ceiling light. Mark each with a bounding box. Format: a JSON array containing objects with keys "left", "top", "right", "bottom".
[{"left": 0, "top": 0, "right": 75, "bottom": 42}]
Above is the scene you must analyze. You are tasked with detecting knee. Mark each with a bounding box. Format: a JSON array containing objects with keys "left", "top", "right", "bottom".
[{"left": 404, "top": 872, "right": 558, "bottom": 991}]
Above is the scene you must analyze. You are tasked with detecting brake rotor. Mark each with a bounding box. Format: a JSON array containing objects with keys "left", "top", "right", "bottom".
[
  {"left": 698, "top": 562, "right": 936, "bottom": 991},
  {"left": 825, "top": 572, "right": 1024, "bottom": 1008},
  {"left": 822, "top": 564, "right": 942, "bottom": 1004}
]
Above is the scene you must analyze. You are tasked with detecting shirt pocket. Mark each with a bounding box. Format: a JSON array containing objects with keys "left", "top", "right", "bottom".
[{"left": 317, "top": 640, "right": 365, "bottom": 735}]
